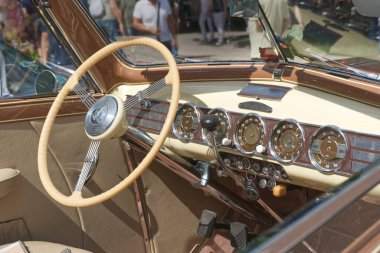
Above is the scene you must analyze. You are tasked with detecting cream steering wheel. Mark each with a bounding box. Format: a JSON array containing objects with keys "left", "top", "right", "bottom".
[{"left": 38, "top": 38, "right": 180, "bottom": 207}]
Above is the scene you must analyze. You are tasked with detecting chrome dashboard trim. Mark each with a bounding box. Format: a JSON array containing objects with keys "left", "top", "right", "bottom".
[
  {"left": 308, "top": 125, "right": 349, "bottom": 173},
  {"left": 352, "top": 136, "right": 380, "bottom": 151},
  {"left": 233, "top": 113, "right": 266, "bottom": 155},
  {"left": 172, "top": 103, "right": 200, "bottom": 143},
  {"left": 269, "top": 119, "right": 306, "bottom": 164}
]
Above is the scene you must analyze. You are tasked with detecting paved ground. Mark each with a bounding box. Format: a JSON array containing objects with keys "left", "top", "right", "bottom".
[{"left": 177, "top": 31, "right": 251, "bottom": 61}]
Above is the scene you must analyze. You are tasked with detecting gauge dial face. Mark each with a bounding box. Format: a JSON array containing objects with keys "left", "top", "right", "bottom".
[
  {"left": 202, "top": 108, "right": 231, "bottom": 146},
  {"left": 270, "top": 120, "right": 305, "bottom": 163},
  {"left": 172, "top": 104, "right": 199, "bottom": 143},
  {"left": 234, "top": 114, "right": 265, "bottom": 154},
  {"left": 309, "top": 126, "right": 347, "bottom": 172}
]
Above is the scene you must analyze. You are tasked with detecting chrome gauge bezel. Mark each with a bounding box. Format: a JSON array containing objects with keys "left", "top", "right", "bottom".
[
  {"left": 172, "top": 103, "right": 200, "bottom": 143},
  {"left": 201, "top": 108, "right": 231, "bottom": 146},
  {"left": 308, "top": 125, "right": 348, "bottom": 172},
  {"left": 269, "top": 119, "right": 305, "bottom": 164},
  {"left": 233, "top": 113, "right": 266, "bottom": 155}
]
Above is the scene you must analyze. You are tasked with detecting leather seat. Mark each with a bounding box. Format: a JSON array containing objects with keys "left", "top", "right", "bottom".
[{"left": 1, "top": 241, "right": 91, "bottom": 253}]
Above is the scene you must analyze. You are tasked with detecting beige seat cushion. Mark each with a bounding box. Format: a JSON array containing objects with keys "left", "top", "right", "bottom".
[
  {"left": 23, "top": 241, "right": 91, "bottom": 253},
  {"left": 24, "top": 241, "right": 91, "bottom": 253}
]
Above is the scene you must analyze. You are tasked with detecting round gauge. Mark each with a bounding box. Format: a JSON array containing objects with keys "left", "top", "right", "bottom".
[
  {"left": 269, "top": 119, "right": 305, "bottom": 163},
  {"left": 172, "top": 104, "right": 200, "bottom": 143},
  {"left": 202, "top": 108, "right": 231, "bottom": 146},
  {"left": 234, "top": 113, "right": 265, "bottom": 154},
  {"left": 309, "top": 125, "right": 348, "bottom": 172},
  {"left": 34, "top": 70, "right": 58, "bottom": 95}
]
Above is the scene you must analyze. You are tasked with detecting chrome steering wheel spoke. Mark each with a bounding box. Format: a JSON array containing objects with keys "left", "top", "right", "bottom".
[
  {"left": 124, "top": 78, "right": 166, "bottom": 111},
  {"left": 74, "top": 140, "right": 101, "bottom": 192},
  {"left": 73, "top": 82, "right": 97, "bottom": 109}
]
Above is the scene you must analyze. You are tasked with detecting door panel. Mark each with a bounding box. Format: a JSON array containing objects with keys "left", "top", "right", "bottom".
[{"left": 0, "top": 114, "right": 145, "bottom": 253}]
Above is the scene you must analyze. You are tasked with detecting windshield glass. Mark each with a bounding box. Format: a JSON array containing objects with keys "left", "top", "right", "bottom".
[
  {"left": 84, "top": 0, "right": 380, "bottom": 76},
  {"left": 84, "top": 0, "right": 277, "bottom": 65},
  {"left": 0, "top": 0, "right": 75, "bottom": 98},
  {"left": 271, "top": 0, "right": 380, "bottom": 76}
]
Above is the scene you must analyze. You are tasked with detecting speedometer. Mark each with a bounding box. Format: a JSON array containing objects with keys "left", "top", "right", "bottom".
[
  {"left": 269, "top": 119, "right": 305, "bottom": 163},
  {"left": 172, "top": 104, "right": 200, "bottom": 143},
  {"left": 234, "top": 113, "right": 265, "bottom": 154},
  {"left": 309, "top": 125, "right": 348, "bottom": 172},
  {"left": 202, "top": 108, "right": 231, "bottom": 146}
]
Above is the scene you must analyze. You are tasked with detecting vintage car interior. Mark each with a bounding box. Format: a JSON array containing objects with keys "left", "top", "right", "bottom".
[{"left": 0, "top": 0, "right": 379, "bottom": 252}]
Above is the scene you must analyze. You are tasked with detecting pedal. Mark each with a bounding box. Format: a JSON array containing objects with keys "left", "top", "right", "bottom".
[
  {"left": 230, "top": 222, "right": 248, "bottom": 250},
  {"left": 197, "top": 210, "right": 217, "bottom": 238}
]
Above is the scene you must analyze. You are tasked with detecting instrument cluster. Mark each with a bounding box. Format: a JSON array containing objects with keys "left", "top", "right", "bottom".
[{"left": 172, "top": 103, "right": 350, "bottom": 174}]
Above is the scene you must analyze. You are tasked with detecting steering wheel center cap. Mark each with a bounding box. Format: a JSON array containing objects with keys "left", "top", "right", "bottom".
[
  {"left": 84, "top": 95, "right": 127, "bottom": 140},
  {"left": 90, "top": 106, "right": 108, "bottom": 125}
]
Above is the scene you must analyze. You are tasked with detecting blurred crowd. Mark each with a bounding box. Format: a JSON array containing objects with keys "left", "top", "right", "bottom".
[
  {"left": 0, "top": 0, "right": 75, "bottom": 65},
  {"left": 0, "top": 0, "right": 379, "bottom": 64},
  {"left": 87, "top": 0, "right": 180, "bottom": 54}
]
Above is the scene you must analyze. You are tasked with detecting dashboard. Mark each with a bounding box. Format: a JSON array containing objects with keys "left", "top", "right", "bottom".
[
  {"left": 120, "top": 80, "right": 380, "bottom": 197},
  {"left": 127, "top": 99, "right": 379, "bottom": 176}
]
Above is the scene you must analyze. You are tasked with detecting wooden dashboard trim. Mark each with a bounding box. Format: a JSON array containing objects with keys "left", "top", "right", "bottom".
[
  {"left": 0, "top": 95, "right": 102, "bottom": 123},
  {"left": 282, "top": 66, "right": 380, "bottom": 108}
]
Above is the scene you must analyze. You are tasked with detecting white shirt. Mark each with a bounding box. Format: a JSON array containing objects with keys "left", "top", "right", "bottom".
[{"left": 133, "top": 0, "right": 172, "bottom": 42}]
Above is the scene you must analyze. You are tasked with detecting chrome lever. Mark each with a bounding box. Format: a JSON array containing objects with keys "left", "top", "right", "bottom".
[{"left": 192, "top": 162, "right": 210, "bottom": 188}]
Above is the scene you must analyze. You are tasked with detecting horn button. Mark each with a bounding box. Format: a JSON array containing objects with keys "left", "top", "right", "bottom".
[{"left": 85, "top": 96, "right": 119, "bottom": 138}]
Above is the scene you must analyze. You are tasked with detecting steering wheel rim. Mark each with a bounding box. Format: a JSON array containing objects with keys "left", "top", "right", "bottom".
[{"left": 38, "top": 38, "right": 180, "bottom": 207}]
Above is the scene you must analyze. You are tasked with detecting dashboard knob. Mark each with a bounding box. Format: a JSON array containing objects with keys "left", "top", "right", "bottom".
[
  {"left": 267, "top": 179, "right": 277, "bottom": 190},
  {"left": 262, "top": 166, "right": 273, "bottom": 176},
  {"left": 259, "top": 178, "right": 267, "bottom": 189},
  {"left": 256, "top": 145, "right": 267, "bottom": 154},
  {"left": 273, "top": 170, "right": 282, "bottom": 180},
  {"left": 200, "top": 115, "right": 220, "bottom": 132},
  {"left": 224, "top": 158, "right": 231, "bottom": 166},
  {"left": 222, "top": 138, "right": 232, "bottom": 146}
]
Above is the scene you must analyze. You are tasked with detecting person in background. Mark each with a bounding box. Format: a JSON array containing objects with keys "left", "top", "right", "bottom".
[
  {"left": 89, "top": 0, "right": 125, "bottom": 41},
  {"left": 199, "top": 0, "right": 213, "bottom": 43},
  {"left": 39, "top": 22, "right": 71, "bottom": 66},
  {"left": 368, "top": 17, "right": 379, "bottom": 41},
  {"left": 292, "top": 0, "right": 304, "bottom": 28},
  {"left": 119, "top": 0, "right": 135, "bottom": 35},
  {"left": 212, "top": 0, "right": 226, "bottom": 46},
  {"left": 168, "top": 0, "right": 179, "bottom": 55},
  {"left": 0, "top": 21, "right": 4, "bottom": 43},
  {"left": 133, "top": 0, "right": 178, "bottom": 53},
  {"left": 247, "top": 0, "right": 290, "bottom": 58}
]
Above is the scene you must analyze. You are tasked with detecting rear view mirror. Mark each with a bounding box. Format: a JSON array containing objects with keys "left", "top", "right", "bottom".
[
  {"left": 34, "top": 70, "right": 57, "bottom": 95},
  {"left": 352, "top": 0, "right": 380, "bottom": 17},
  {"left": 230, "top": 0, "right": 259, "bottom": 18}
]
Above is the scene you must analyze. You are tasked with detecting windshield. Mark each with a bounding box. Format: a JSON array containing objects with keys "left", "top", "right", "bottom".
[
  {"left": 84, "top": 0, "right": 380, "bottom": 76},
  {"left": 84, "top": 0, "right": 275, "bottom": 65},
  {"left": 282, "top": 0, "right": 380, "bottom": 75}
]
